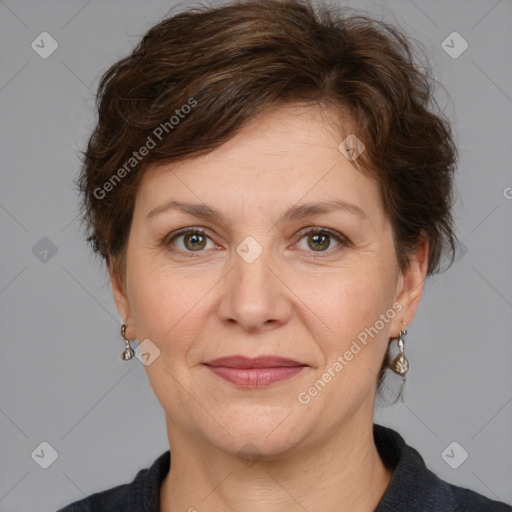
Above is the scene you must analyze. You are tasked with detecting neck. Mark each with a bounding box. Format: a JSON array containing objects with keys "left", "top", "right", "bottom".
[{"left": 160, "top": 410, "right": 392, "bottom": 512}]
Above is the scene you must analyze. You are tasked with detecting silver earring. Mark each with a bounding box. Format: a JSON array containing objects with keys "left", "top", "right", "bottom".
[
  {"left": 120, "top": 324, "right": 134, "bottom": 361},
  {"left": 390, "top": 329, "right": 409, "bottom": 378}
]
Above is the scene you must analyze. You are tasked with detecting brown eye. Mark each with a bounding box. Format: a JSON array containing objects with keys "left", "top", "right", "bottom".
[
  {"left": 307, "top": 232, "right": 331, "bottom": 251},
  {"left": 166, "top": 229, "right": 214, "bottom": 253},
  {"left": 295, "top": 227, "right": 348, "bottom": 255},
  {"left": 183, "top": 232, "right": 207, "bottom": 251}
]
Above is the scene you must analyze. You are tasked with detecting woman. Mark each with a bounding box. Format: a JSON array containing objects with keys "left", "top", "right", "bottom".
[{"left": 57, "top": 0, "right": 511, "bottom": 510}]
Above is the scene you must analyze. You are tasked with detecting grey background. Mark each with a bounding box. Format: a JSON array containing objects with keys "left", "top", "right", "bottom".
[{"left": 0, "top": 0, "right": 511, "bottom": 510}]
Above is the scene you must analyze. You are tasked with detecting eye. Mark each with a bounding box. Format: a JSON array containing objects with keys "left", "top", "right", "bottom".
[
  {"left": 294, "top": 227, "right": 348, "bottom": 254},
  {"left": 163, "top": 226, "right": 349, "bottom": 257},
  {"left": 165, "top": 228, "right": 216, "bottom": 253}
]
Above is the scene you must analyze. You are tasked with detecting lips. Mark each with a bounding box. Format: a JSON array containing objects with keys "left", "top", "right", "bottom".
[
  {"left": 204, "top": 355, "right": 306, "bottom": 368},
  {"left": 203, "top": 355, "right": 308, "bottom": 388}
]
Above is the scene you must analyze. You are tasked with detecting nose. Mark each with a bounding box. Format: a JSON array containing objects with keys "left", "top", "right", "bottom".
[{"left": 217, "top": 241, "right": 293, "bottom": 332}]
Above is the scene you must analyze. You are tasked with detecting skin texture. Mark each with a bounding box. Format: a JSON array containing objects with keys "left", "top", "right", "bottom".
[{"left": 110, "top": 104, "right": 428, "bottom": 512}]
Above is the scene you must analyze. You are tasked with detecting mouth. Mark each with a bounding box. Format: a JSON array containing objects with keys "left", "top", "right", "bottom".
[{"left": 203, "top": 355, "right": 308, "bottom": 388}]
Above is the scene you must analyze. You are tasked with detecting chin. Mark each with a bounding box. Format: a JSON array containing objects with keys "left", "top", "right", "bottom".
[
  {"left": 211, "top": 429, "right": 305, "bottom": 462},
  {"left": 201, "top": 404, "right": 315, "bottom": 459}
]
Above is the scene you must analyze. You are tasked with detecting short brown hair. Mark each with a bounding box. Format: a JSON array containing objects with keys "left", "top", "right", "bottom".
[{"left": 76, "top": 0, "right": 458, "bottom": 394}]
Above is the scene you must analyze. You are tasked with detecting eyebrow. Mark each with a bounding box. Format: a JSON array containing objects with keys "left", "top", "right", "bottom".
[{"left": 146, "top": 199, "right": 367, "bottom": 224}]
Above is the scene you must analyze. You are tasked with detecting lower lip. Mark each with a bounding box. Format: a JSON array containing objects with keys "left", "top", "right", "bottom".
[{"left": 205, "top": 365, "right": 305, "bottom": 388}]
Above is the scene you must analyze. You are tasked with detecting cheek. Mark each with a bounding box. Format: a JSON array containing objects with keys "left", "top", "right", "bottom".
[
  {"left": 126, "top": 254, "right": 229, "bottom": 370},
  {"left": 292, "top": 260, "right": 398, "bottom": 400},
  {"left": 126, "top": 258, "right": 197, "bottom": 352},
  {"left": 298, "top": 260, "right": 396, "bottom": 337},
  {"left": 126, "top": 265, "right": 209, "bottom": 418}
]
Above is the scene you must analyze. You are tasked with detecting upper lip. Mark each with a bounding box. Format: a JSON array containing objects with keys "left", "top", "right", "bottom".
[{"left": 204, "top": 355, "right": 307, "bottom": 368}]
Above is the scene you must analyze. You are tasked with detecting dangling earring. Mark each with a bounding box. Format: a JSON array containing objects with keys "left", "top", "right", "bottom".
[
  {"left": 120, "top": 324, "right": 134, "bottom": 361},
  {"left": 390, "top": 328, "right": 409, "bottom": 378}
]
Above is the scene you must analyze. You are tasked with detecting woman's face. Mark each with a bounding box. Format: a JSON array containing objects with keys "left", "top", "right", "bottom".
[{"left": 111, "top": 105, "right": 427, "bottom": 457}]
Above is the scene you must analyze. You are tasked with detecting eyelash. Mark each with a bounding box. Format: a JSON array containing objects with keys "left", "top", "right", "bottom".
[{"left": 162, "top": 227, "right": 349, "bottom": 257}]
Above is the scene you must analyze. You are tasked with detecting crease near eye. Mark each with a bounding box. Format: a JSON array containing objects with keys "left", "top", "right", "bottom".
[{"left": 162, "top": 226, "right": 349, "bottom": 257}]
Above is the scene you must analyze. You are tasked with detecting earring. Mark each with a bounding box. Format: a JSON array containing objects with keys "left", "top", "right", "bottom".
[
  {"left": 390, "top": 328, "right": 409, "bottom": 378},
  {"left": 120, "top": 324, "right": 134, "bottom": 361}
]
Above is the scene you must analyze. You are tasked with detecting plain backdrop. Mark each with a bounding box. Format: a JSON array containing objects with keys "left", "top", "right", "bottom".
[{"left": 0, "top": 0, "right": 511, "bottom": 510}]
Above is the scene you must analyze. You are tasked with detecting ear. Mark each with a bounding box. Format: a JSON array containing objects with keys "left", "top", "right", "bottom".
[
  {"left": 109, "top": 261, "right": 135, "bottom": 340},
  {"left": 391, "top": 232, "right": 429, "bottom": 336}
]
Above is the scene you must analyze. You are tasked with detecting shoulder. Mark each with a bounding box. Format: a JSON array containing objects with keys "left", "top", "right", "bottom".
[
  {"left": 55, "top": 450, "right": 170, "bottom": 512},
  {"left": 55, "top": 480, "right": 133, "bottom": 512},
  {"left": 447, "top": 481, "right": 512, "bottom": 511},
  {"left": 425, "top": 473, "right": 512, "bottom": 511},
  {"left": 373, "top": 424, "right": 512, "bottom": 512}
]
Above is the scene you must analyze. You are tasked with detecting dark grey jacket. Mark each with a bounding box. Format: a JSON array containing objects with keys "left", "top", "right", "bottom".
[{"left": 56, "top": 424, "right": 512, "bottom": 511}]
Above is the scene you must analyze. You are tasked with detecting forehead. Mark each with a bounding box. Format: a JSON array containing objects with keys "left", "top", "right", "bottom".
[{"left": 135, "top": 105, "right": 384, "bottom": 225}]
